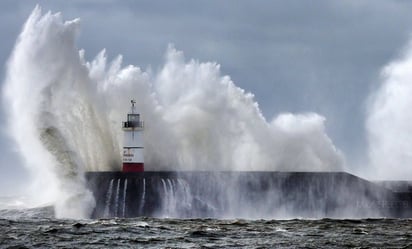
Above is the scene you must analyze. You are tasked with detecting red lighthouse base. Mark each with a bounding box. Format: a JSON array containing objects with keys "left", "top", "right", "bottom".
[{"left": 122, "top": 163, "right": 144, "bottom": 172}]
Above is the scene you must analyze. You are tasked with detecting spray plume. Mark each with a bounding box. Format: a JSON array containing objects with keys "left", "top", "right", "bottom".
[
  {"left": 367, "top": 41, "right": 412, "bottom": 180},
  {"left": 2, "top": 6, "right": 344, "bottom": 218}
]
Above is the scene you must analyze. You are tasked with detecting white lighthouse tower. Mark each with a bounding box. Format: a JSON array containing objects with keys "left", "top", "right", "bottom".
[{"left": 122, "top": 100, "right": 144, "bottom": 172}]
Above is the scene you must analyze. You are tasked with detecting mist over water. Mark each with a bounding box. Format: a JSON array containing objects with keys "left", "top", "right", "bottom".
[{"left": 9, "top": 6, "right": 410, "bottom": 218}]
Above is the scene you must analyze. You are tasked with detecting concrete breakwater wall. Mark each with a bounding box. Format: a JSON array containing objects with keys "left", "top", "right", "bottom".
[{"left": 85, "top": 171, "right": 412, "bottom": 219}]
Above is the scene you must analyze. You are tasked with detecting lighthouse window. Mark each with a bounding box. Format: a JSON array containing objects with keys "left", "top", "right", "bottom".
[
  {"left": 127, "top": 114, "right": 141, "bottom": 127},
  {"left": 128, "top": 114, "right": 140, "bottom": 122}
]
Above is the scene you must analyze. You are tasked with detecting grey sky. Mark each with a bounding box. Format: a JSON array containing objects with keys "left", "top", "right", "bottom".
[{"left": 1, "top": 0, "right": 412, "bottom": 195}]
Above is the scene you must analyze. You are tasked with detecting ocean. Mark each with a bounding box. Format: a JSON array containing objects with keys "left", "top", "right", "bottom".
[{"left": 1, "top": 206, "right": 412, "bottom": 248}]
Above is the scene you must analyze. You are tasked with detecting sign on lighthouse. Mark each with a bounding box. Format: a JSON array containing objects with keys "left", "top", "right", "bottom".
[{"left": 122, "top": 100, "right": 144, "bottom": 172}]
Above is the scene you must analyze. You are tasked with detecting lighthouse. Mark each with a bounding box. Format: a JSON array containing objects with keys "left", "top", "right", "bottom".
[{"left": 122, "top": 100, "right": 144, "bottom": 172}]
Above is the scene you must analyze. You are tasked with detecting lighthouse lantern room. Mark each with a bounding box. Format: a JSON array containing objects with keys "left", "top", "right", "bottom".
[{"left": 122, "top": 100, "right": 144, "bottom": 172}]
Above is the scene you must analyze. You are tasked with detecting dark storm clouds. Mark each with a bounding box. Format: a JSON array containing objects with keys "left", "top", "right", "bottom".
[{"left": 1, "top": 0, "right": 412, "bottom": 194}]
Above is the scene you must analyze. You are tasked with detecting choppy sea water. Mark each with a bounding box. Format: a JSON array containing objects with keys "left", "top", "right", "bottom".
[{"left": 1, "top": 207, "right": 412, "bottom": 248}]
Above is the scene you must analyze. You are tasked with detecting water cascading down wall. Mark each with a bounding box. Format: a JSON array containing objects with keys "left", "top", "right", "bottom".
[{"left": 86, "top": 171, "right": 412, "bottom": 219}]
